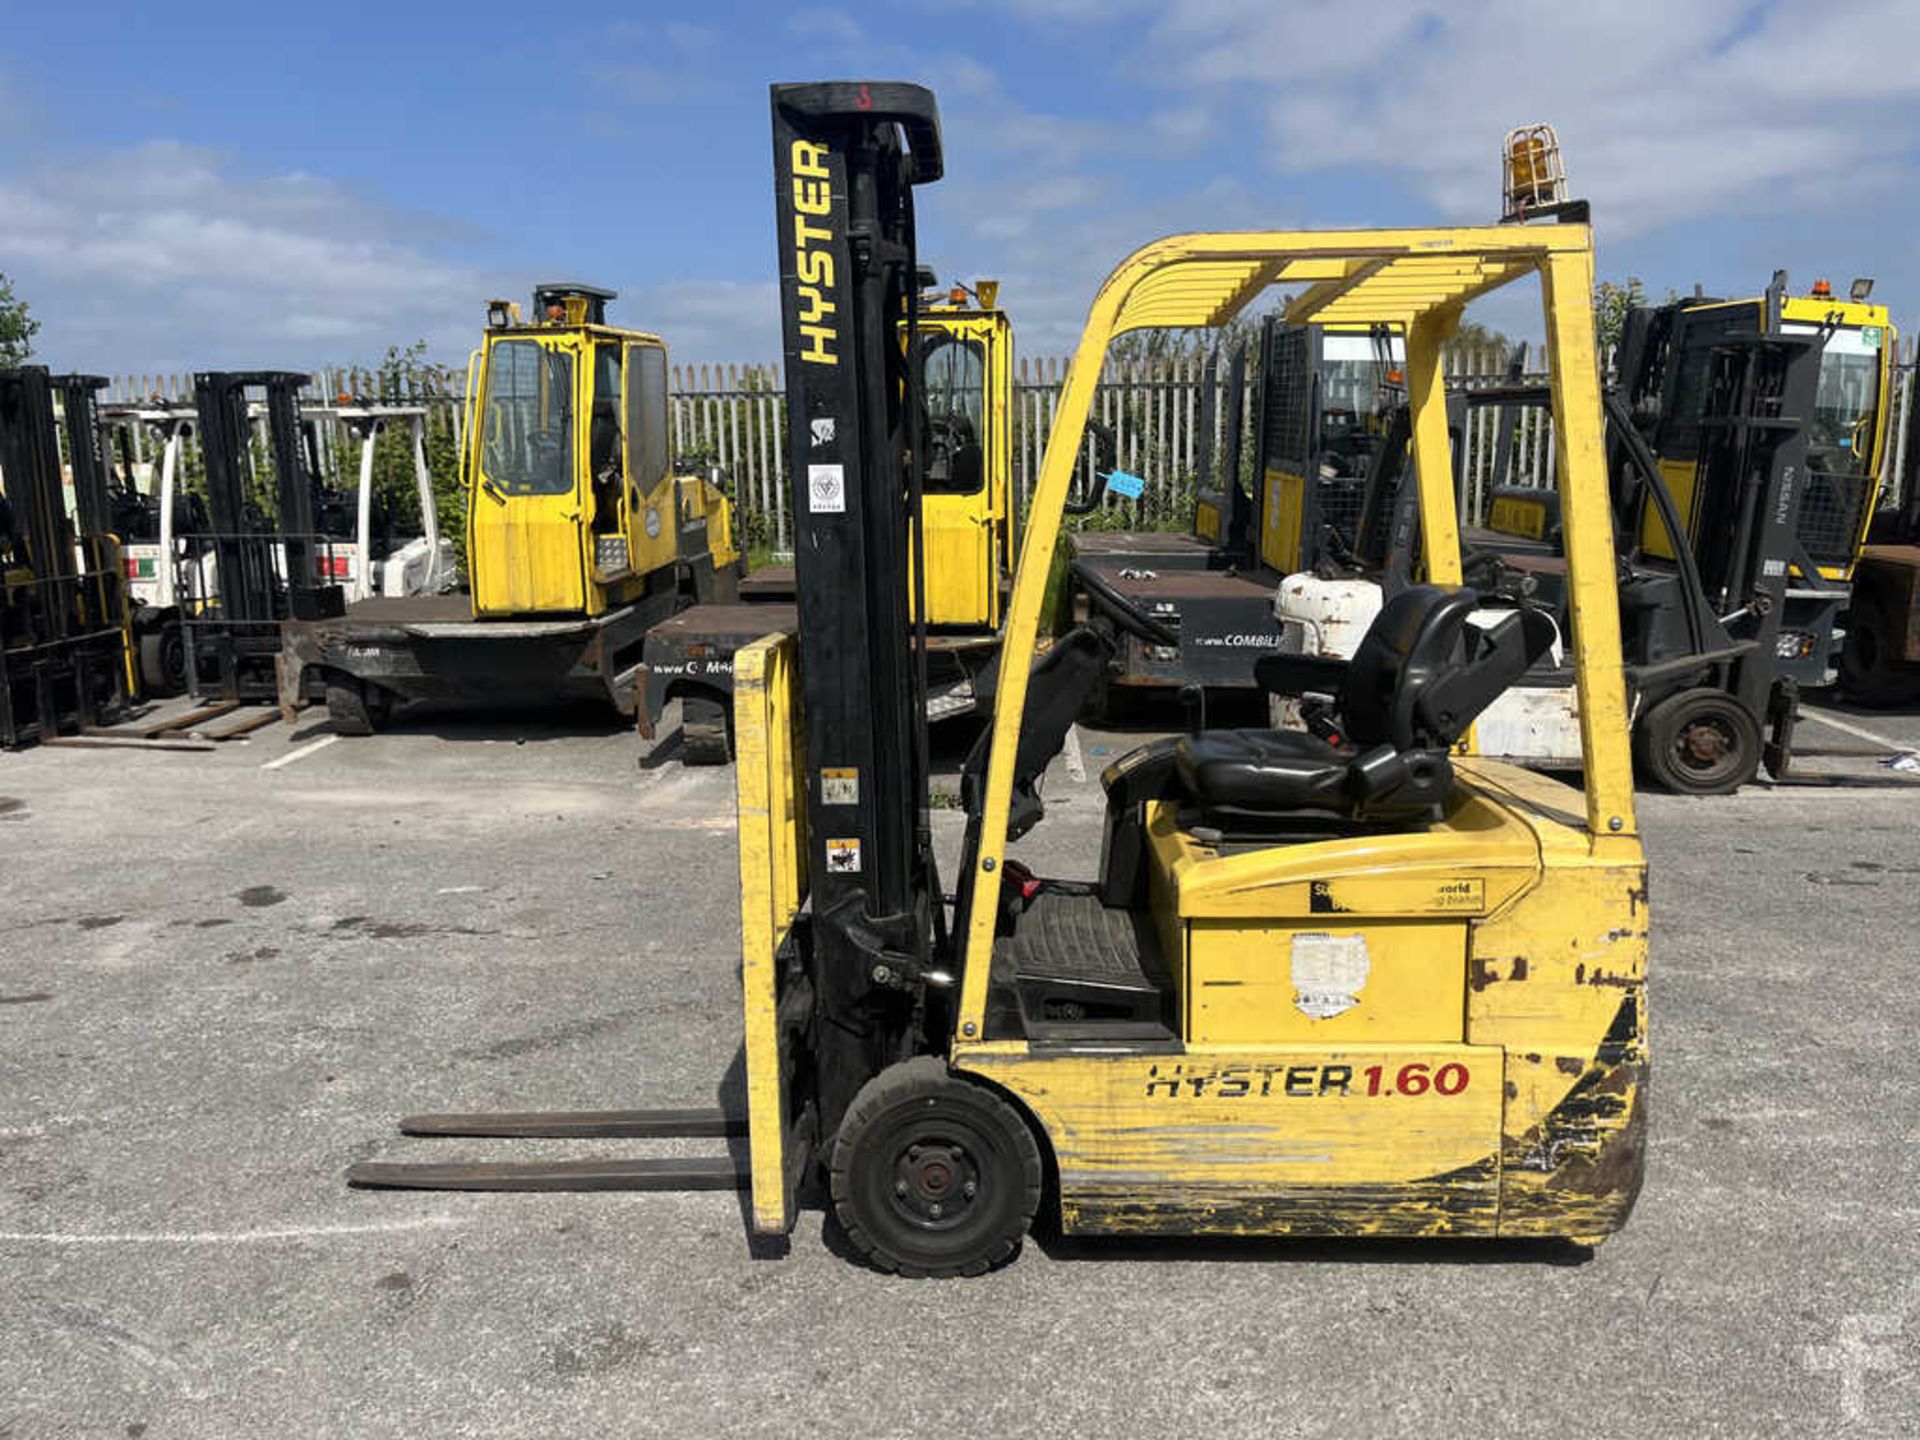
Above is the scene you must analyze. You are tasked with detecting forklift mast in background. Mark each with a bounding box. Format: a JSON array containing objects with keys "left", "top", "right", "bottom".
[
  {"left": 54, "top": 375, "right": 115, "bottom": 542},
  {"left": 771, "top": 80, "right": 945, "bottom": 1136},
  {"left": 0, "top": 366, "right": 134, "bottom": 747},
  {"left": 192, "top": 370, "right": 331, "bottom": 624}
]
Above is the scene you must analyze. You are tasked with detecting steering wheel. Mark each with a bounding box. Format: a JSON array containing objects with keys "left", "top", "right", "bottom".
[{"left": 1076, "top": 564, "right": 1180, "bottom": 648}]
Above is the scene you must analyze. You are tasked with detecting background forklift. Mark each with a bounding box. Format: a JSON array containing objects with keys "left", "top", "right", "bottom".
[
  {"left": 1273, "top": 144, "right": 1870, "bottom": 793},
  {"left": 174, "top": 370, "right": 346, "bottom": 703},
  {"left": 637, "top": 274, "right": 1015, "bottom": 761},
  {"left": 0, "top": 367, "right": 136, "bottom": 747},
  {"left": 1845, "top": 390, "right": 1920, "bottom": 703},
  {"left": 279, "top": 284, "right": 739, "bottom": 734},
  {"left": 1067, "top": 318, "right": 1403, "bottom": 712},
  {"left": 100, "top": 394, "right": 448, "bottom": 697},
  {"left": 351, "top": 83, "right": 1649, "bottom": 1279}
]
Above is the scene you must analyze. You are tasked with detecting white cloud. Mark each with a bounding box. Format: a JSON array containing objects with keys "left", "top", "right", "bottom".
[
  {"left": 1127, "top": 0, "right": 1920, "bottom": 239},
  {"left": 0, "top": 141, "right": 493, "bottom": 374}
]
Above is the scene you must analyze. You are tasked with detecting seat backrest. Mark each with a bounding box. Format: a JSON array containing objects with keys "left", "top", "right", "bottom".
[
  {"left": 1338, "top": 584, "right": 1553, "bottom": 750},
  {"left": 1338, "top": 585, "right": 1478, "bottom": 749}
]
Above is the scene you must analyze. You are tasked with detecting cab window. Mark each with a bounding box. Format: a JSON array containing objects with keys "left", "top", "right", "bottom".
[
  {"left": 922, "top": 333, "right": 986, "bottom": 495},
  {"left": 1786, "top": 325, "right": 1882, "bottom": 476},
  {"left": 480, "top": 340, "right": 574, "bottom": 496},
  {"left": 592, "top": 345, "right": 622, "bottom": 482},
  {"left": 627, "top": 344, "right": 669, "bottom": 492}
]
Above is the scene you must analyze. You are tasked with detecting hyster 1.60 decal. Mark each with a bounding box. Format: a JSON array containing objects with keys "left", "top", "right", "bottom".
[{"left": 1143, "top": 1060, "right": 1474, "bottom": 1099}]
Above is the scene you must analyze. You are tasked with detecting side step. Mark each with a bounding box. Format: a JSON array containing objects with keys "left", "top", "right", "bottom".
[
  {"left": 348, "top": 1156, "right": 745, "bottom": 1192},
  {"left": 348, "top": 1105, "right": 749, "bottom": 1194}
]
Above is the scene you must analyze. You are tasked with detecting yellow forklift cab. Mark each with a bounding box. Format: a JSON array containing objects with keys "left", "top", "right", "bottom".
[
  {"left": 465, "top": 284, "right": 681, "bottom": 618},
  {"left": 913, "top": 284, "right": 1013, "bottom": 630}
]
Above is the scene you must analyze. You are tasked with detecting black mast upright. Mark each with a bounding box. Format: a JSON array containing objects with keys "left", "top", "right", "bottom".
[{"left": 770, "top": 81, "right": 944, "bottom": 1137}]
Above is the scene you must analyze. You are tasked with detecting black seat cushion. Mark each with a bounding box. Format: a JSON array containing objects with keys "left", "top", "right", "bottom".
[{"left": 1174, "top": 728, "right": 1351, "bottom": 813}]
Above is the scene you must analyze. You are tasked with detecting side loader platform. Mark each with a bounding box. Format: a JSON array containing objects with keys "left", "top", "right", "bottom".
[{"left": 279, "top": 590, "right": 680, "bottom": 722}]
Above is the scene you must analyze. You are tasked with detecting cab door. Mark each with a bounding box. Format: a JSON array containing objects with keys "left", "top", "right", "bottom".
[
  {"left": 622, "top": 341, "right": 676, "bottom": 582},
  {"left": 914, "top": 317, "right": 999, "bottom": 628},
  {"left": 467, "top": 335, "right": 589, "bottom": 616}
]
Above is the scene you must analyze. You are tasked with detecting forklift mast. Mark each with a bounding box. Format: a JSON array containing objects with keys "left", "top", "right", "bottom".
[
  {"left": 770, "top": 81, "right": 944, "bottom": 1133},
  {"left": 0, "top": 369, "right": 78, "bottom": 607},
  {"left": 53, "top": 375, "right": 114, "bottom": 540},
  {"left": 192, "top": 371, "right": 319, "bottom": 623}
]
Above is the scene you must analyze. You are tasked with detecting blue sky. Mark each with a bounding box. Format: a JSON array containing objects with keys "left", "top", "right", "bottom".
[{"left": 4, "top": 1, "right": 1918, "bottom": 374}]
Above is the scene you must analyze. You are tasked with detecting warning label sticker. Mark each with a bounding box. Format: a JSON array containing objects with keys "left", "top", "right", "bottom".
[
  {"left": 821, "top": 768, "right": 859, "bottom": 805},
  {"left": 808, "top": 464, "right": 846, "bottom": 514},
  {"left": 1291, "top": 932, "right": 1370, "bottom": 1019},
  {"left": 826, "top": 837, "right": 862, "bottom": 873}
]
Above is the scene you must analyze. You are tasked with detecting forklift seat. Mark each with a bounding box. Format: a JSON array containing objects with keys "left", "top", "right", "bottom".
[
  {"left": 1179, "top": 585, "right": 1553, "bottom": 820},
  {"left": 1097, "top": 587, "right": 1551, "bottom": 907}
]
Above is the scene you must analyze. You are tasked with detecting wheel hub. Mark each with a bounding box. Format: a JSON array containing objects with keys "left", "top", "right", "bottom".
[
  {"left": 893, "top": 1142, "right": 978, "bottom": 1227},
  {"left": 1678, "top": 718, "right": 1730, "bottom": 767}
]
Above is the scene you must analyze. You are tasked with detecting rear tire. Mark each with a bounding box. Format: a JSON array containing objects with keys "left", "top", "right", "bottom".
[
  {"left": 681, "top": 694, "right": 734, "bottom": 765},
  {"left": 1634, "top": 688, "right": 1761, "bottom": 795},
  {"left": 138, "top": 625, "right": 186, "bottom": 697},
  {"left": 1839, "top": 601, "right": 1918, "bottom": 707},
  {"left": 830, "top": 1056, "right": 1042, "bottom": 1278},
  {"left": 325, "top": 677, "right": 390, "bottom": 736}
]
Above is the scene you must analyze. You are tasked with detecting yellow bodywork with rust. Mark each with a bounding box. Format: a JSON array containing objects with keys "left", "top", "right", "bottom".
[{"left": 734, "top": 224, "right": 1648, "bottom": 1246}]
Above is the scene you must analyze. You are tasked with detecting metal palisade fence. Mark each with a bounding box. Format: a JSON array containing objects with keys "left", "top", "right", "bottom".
[{"left": 94, "top": 336, "right": 1920, "bottom": 547}]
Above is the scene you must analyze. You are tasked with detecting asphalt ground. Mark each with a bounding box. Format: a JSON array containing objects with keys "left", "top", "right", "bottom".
[{"left": 3, "top": 693, "right": 1919, "bottom": 1438}]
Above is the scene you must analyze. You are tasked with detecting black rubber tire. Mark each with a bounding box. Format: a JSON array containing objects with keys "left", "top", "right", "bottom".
[
  {"left": 681, "top": 694, "right": 734, "bottom": 766},
  {"left": 1634, "top": 687, "right": 1762, "bottom": 796},
  {"left": 830, "top": 1056, "right": 1042, "bottom": 1278},
  {"left": 138, "top": 625, "right": 186, "bottom": 697},
  {"left": 1838, "top": 601, "right": 1919, "bottom": 708},
  {"left": 325, "top": 677, "right": 389, "bottom": 736}
]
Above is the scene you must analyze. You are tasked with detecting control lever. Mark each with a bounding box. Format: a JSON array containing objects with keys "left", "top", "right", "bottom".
[
  {"left": 1179, "top": 683, "right": 1207, "bottom": 734},
  {"left": 1298, "top": 691, "right": 1345, "bottom": 746}
]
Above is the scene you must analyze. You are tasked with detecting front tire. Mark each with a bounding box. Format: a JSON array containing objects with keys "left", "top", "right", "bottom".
[
  {"left": 680, "top": 694, "right": 734, "bottom": 765},
  {"left": 830, "top": 1057, "right": 1043, "bottom": 1278},
  {"left": 138, "top": 625, "right": 186, "bottom": 696},
  {"left": 1635, "top": 687, "right": 1761, "bottom": 795},
  {"left": 1839, "top": 601, "right": 1918, "bottom": 707},
  {"left": 325, "top": 676, "right": 391, "bottom": 736}
]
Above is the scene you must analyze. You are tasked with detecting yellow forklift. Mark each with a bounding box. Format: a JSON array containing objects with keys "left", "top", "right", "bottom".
[
  {"left": 638, "top": 275, "right": 1015, "bottom": 760},
  {"left": 352, "top": 83, "right": 1647, "bottom": 1274},
  {"left": 280, "top": 285, "right": 739, "bottom": 732}
]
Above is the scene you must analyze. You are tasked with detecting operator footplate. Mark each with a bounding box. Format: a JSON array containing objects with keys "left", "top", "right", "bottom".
[{"left": 993, "top": 885, "right": 1174, "bottom": 1039}]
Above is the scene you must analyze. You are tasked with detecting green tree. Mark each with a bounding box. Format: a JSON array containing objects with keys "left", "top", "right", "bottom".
[
  {"left": 1593, "top": 277, "right": 1648, "bottom": 353},
  {"left": 347, "top": 340, "right": 466, "bottom": 548},
  {"left": 0, "top": 273, "right": 39, "bottom": 365}
]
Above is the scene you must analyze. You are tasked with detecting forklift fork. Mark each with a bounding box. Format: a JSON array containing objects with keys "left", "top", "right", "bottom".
[{"left": 346, "top": 1107, "right": 749, "bottom": 1193}]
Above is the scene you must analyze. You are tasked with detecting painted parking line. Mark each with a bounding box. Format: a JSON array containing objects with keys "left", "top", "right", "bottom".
[
  {"left": 261, "top": 734, "right": 340, "bottom": 770},
  {"left": 1063, "top": 723, "right": 1087, "bottom": 784}
]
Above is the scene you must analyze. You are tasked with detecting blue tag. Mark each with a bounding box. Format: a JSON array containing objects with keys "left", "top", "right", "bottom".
[{"left": 1105, "top": 469, "right": 1145, "bottom": 499}]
